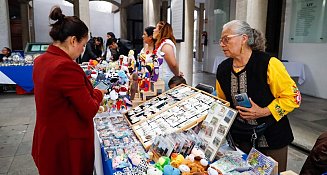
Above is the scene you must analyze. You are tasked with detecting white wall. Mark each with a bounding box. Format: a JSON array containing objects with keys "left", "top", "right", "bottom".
[
  {"left": 34, "top": 0, "right": 73, "bottom": 42},
  {"left": 34, "top": 0, "right": 119, "bottom": 43},
  {"left": 0, "top": 0, "right": 10, "bottom": 49},
  {"left": 89, "top": 10, "right": 114, "bottom": 40},
  {"left": 113, "top": 12, "right": 121, "bottom": 38},
  {"left": 282, "top": 0, "right": 327, "bottom": 99}
]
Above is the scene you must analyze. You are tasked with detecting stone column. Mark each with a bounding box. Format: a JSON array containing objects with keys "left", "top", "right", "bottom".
[
  {"left": 20, "top": 0, "right": 30, "bottom": 49},
  {"left": 120, "top": 7, "right": 127, "bottom": 39},
  {"left": 235, "top": 0, "right": 247, "bottom": 21},
  {"left": 73, "top": 0, "right": 80, "bottom": 17},
  {"left": 29, "top": 2, "right": 35, "bottom": 42},
  {"left": 246, "top": 0, "right": 268, "bottom": 35},
  {"left": 0, "top": 0, "right": 11, "bottom": 48},
  {"left": 177, "top": 0, "right": 194, "bottom": 85},
  {"left": 143, "top": 0, "right": 160, "bottom": 29},
  {"left": 76, "top": 0, "right": 90, "bottom": 29},
  {"left": 196, "top": 3, "right": 204, "bottom": 62}
]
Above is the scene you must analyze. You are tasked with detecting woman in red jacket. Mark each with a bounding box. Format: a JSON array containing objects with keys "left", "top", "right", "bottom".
[{"left": 32, "top": 6, "right": 105, "bottom": 175}]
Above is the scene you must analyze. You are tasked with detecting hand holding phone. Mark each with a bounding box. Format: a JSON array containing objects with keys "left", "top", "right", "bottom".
[
  {"left": 234, "top": 93, "right": 252, "bottom": 108},
  {"left": 95, "top": 81, "right": 110, "bottom": 91}
]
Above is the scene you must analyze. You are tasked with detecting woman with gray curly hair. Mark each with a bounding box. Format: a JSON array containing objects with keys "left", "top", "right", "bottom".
[{"left": 216, "top": 20, "right": 301, "bottom": 172}]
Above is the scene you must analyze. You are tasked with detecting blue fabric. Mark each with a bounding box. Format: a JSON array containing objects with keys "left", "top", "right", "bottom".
[
  {"left": 101, "top": 146, "right": 113, "bottom": 175},
  {"left": 0, "top": 66, "right": 34, "bottom": 92}
]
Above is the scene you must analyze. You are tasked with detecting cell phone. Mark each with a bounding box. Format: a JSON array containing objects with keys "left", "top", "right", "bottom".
[
  {"left": 95, "top": 81, "right": 110, "bottom": 90},
  {"left": 234, "top": 93, "right": 252, "bottom": 108}
]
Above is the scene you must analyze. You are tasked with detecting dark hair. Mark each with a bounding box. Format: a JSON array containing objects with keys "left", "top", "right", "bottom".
[
  {"left": 107, "top": 38, "right": 117, "bottom": 46},
  {"left": 93, "top": 37, "right": 104, "bottom": 51},
  {"left": 107, "top": 32, "right": 116, "bottom": 39},
  {"left": 145, "top": 26, "right": 156, "bottom": 44},
  {"left": 3, "top": 47, "right": 11, "bottom": 57},
  {"left": 168, "top": 76, "right": 186, "bottom": 88},
  {"left": 145, "top": 26, "right": 155, "bottom": 37},
  {"left": 49, "top": 6, "right": 88, "bottom": 43}
]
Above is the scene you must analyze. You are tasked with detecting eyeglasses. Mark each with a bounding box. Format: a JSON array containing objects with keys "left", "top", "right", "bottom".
[{"left": 219, "top": 34, "right": 242, "bottom": 45}]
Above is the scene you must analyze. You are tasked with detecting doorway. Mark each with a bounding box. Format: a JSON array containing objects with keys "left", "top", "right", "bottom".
[
  {"left": 127, "top": 3, "right": 143, "bottom": 54},
  {"left": 265, "top": 0, "right": 284, "bottom": 58}
]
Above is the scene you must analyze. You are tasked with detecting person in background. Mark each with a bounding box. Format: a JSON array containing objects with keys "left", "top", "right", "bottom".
[
  {"left": 168, "top": 76, "right": 186, "bottom": 89},
  {"left": 32, "top": 6, "right": 106, "bottom": 175},
  {"left": 216, "top": 20, "right": 301, "bottom": 172},
  {"left": 153, "top": 21, "right": 181, "bottom": 89},
  {"left": 140, "top": 26, "right": 156, "bottom": 63},
  {"left": 107, "top": 32, "right": 115, "bottom": 40},
  {"left": 81, "top": 37, "right": 102, "bottom": 62},
  {"left": 0, "top": 47, "right": 12, "bottom": 62},
  {"left": 106, "top": 37, "right": 119, "bottom": 61},
  {"left": 93, "top": 36, "right": 104, "bottom": 58},
  {"left": 300, "top": 131, "right": 327, "bottom": 175},
  {"left": 104, "top": 32, "right": 116, "bottom": 61}
]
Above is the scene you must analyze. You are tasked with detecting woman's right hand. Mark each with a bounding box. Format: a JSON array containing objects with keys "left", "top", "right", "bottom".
[{"left": 95, "top": 88, "right": 107, "bottom": 96}]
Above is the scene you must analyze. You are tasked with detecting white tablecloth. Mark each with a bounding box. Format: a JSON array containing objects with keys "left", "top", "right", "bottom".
[
  {"left": 0, "top": 71, "right": 15, "bottom": 84},
  {"left": 212, "top": 56, "right": 227, "bottom": 74},
  {"left": 282, "top": 62, "right": 305, "bottom": 85}
]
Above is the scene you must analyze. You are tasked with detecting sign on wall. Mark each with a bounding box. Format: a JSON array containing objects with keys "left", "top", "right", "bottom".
[
  {"left": 289, "top": 0, "right": 327, "bottom": 43},
  {"left": 171, "top": 0, "right": 185, "bottom": 42}
]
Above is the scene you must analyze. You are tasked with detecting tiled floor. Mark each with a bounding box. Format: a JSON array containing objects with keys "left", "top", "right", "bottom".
[{"left": 0, "top": 60, "right": 326, "bottom": 174}]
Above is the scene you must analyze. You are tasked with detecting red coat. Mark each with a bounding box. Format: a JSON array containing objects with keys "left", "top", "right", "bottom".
[{"left": 32, "top": 45, "right": 103, "bottom": 175}]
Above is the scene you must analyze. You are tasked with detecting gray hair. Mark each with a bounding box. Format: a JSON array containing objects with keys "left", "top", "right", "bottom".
[{"left": 223, "top": 20, "right": 266, "bottom": 51}]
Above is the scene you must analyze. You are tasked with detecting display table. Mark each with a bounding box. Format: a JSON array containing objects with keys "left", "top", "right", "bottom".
[
  {"left": 0, "top": 66, "right": 34, "bottom": 92},
  {"left": 0, "top": 71, "right": 15, "bottom": 84},
  {"left": 94, "top": 127, "right": 105, "bottom": 175},
  {"left": 282, "top": 61, "right": 305, "bottom": 85},
  {"left": 212, "top": 56, "right": 227, "bottom": 74}
]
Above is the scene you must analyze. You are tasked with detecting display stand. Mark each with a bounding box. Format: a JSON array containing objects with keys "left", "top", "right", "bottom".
[{"left": 123, "top": 84, "right": 229, "bottom": 149}]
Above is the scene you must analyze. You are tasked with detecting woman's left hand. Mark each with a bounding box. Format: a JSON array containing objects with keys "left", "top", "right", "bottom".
[{"left": 236, "top": 98, "right": 271, "bottom": 120}]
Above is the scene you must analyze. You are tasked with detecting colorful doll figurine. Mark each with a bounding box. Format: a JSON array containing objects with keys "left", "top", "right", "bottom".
[
  {"left": 117, "top": 70, "right": 129, "bottom": 85},
  {"left": 130, "top": 72, "right": 139, "bottom": 100},
  {"left": 152, "top": 59, "right": 160, "bottom": 81}
]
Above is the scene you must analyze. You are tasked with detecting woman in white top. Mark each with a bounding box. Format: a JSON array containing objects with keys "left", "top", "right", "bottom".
[
  {"left": 153, "top": 21, "right": 180, "bottom": 89},
  {"left": 140, "top": 26, "right": 156, "bottom": 63}
]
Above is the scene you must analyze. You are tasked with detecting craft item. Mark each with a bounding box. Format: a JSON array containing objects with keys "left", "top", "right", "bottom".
[
  {"left": 247, "top": 148, "right": 276, "bottom": 175},
  {"left": 147, "top": 167, "right": 163, "bottom": 175},
  {"left": 163, "top": 165, "right": 181, "bottom": 175}
]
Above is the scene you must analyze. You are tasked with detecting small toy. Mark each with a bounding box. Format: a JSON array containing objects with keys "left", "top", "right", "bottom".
[
  {"left": 130, "top": 72, "right": 139, "bottom": 100},
  {"left": 117, "top": 70, "right": 129, "bottom": 85},
  {"left": 128, "top": 153, "right": 143, "bottom": 166},
  {"left": 155, "top": 156, "right": 170, "bottom": 171},
  {"left": 170, "top": 153, "right": 185, "bottom": 168},
  {"left": 178, "top": 164, "right": 190, "bottom": 173},
  {"left": 163, "top": 165, "right": 181, "bottom": 175}
]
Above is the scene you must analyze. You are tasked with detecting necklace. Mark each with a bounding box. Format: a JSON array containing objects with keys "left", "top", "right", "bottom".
[
  {"left": 233, "top": 64, "right": 246, "bottom": 72},
  {"left": 232, "top": 64, "right": 246, "bottom": 68},
  {"left": 153, "top": 39, "right": 166, "bottom": 55}
]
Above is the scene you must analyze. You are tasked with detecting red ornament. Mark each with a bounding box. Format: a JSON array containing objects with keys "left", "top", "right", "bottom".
[{"left": 153, "top": 39, "right": 166, "bottom": 56}]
